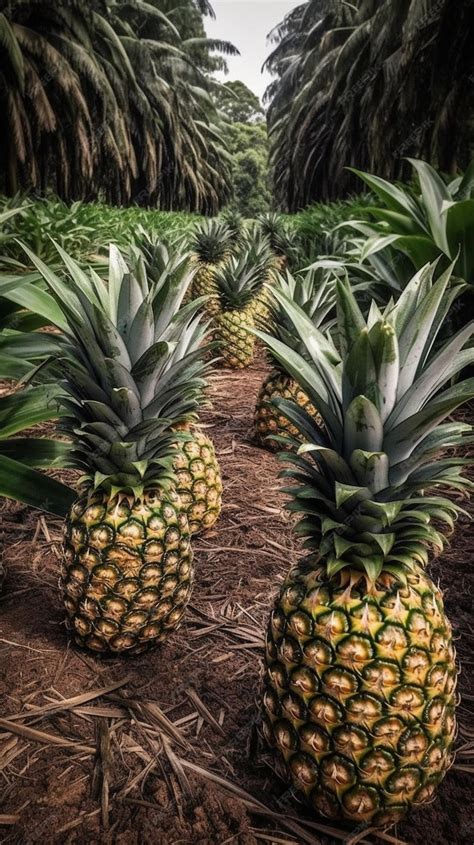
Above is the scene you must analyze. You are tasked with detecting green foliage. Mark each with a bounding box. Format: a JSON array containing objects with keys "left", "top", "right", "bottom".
[
  {"left": 22, "top": 241, "right": 213, "bottom": 495},
  {"left": 190, "top": 218, "right": 234, "bottom": 263},
  {"left": 0, "top": 0, "right": 236, "bottom": 213},
  {"left": 283, "top": 194, "right": 374, "bottom": 264},
  {"left": 213, "top": 238, "right": 273, "bottom": 309},
  {"left": 347, "top": 159, "right": 474, "bottom": 284},
  {"left": 225, "top": 123, "right": 271, "bottom": 217},
  {"left": 254, "top": 265, "right": 474, "bottom": 577},
  {"left": 214, "top": 80, "right": 264, "bottom": 124},
  {"left": 0, "top": 195, "right": 200, "bottom": 264},
  {"left": 0, "top": 204, "right": 75, "bottom": 514},
  {"left": 265, "top": 0, "right": 474, "bottom": 209}
]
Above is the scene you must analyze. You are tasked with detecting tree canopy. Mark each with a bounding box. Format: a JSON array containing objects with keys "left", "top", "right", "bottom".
[
  {"left": 214, "top": 81, "right": 264, "bottom": 124},
  {"left": 0, "top": 0, "right": 238, "bottom": 213},
  {"left": 265, "top": 0, "right": 474, "bottom": 210},
  {"left": 225, "top": 122, "right": 271, "bottom": 217}
]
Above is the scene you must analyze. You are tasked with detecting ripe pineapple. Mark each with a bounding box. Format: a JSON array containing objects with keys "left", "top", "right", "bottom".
[
  {"left": 25, "top": 242, "right": 214, "bottom": 654},
  {"left": 212, "top": 238, "right": 273, "bottom": 369},
  {"left": 255, "top": 371, "right": 320, "bottom": 449},
  {"left": 173, "top": 425, "right": 222, "bottom": 534},
  {"left": 190, "top": 219, "right": 234, "bottom": 315},
  {"left": 253, "top": 270, "right": 336, "bottom": 450},
  {"left": 259, "top": 263, "right": 474, "bottom": 824}
]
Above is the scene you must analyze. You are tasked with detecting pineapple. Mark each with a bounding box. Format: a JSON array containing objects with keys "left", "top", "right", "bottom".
[
  {"left": 212, "top": 238, "right": 273, "bottom": 369},
  {"left": 173, "top": 425, "right": 223, "bottom": 535},
  {"left": 24, "top": 241, "right": 214, "bottom": 654},
  {"left": 190, "top": 219, "right": 234, "bottom": 315},
  {"left": 128, "top": 238, "right": 223, "bottom": 536},
  {"left": 255, "top": 371, "right": 320, "bottom": 449},
  {"left": 259, "top": 263, "right": 474, "bottom": 824},
  {"left": 220, "top": 209, "right": 246, "bottom": 246},
  {"left": 254, "top": 270, "right": 335, "bottom": 451},
  {"left": 256, "top": 212, "right": 299, "bottom": 271}
]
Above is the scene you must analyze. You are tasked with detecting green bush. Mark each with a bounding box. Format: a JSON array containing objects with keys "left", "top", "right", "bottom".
[{"left": 284, "top": 194, "right": 374, "bottom": 263}]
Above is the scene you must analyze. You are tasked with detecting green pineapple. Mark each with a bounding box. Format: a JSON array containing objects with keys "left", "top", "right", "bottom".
[
  {"left": 259, "top": 263, "right": 474, "bottom": 824},
  {"left": 24, "top": 241, "right": 214, "bottom": 654},
  {"left": 190, "top": 219, "right": 234, "bottom": 315},
  {"left": 212, "top": 238, "right": 273, "bottom": 369},
  {"left": 254, "top": 269, "right": 335, "bottom": 450}
]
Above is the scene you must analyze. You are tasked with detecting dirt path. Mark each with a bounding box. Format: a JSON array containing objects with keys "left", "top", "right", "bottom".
[{"left": 0, "top": 354, "right": 472, "bottom": 844}]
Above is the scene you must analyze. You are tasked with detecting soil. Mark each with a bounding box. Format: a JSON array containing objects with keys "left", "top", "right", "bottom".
[{"left": 0, "top": 351, "right": 472, "bottom": 845}]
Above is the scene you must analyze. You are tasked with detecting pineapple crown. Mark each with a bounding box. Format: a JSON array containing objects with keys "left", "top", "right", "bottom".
[
  {"left": 256, "top": 261, "right": 474, "bottom": 583},
  {"left": 266, "top": 268, "right": 337, "bottom": 365},
  {"left": 22, "top": 241, "right": 214, "bottom": 498},
  {"left": 131, "top": 226, "right": 189, "bottom": 278},
  {"left": 213, "top": 237, "right": 274, "bottom": 310},
  {"left": 128, "top": 235, "right": 198, "bottom": 324},
  {"left": 190, "top": 219, "right": 234, "bottom": 264},
  {"left": 219, "top": 210, "right": 246, "bottom": 245},
  {"left": 256, "top": 212, "right": 298, "bottom": 258}
]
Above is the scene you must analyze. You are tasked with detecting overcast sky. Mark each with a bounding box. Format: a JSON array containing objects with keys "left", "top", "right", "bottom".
[{"left": 205, "top": 1, "right": 299, "bottom": 102}]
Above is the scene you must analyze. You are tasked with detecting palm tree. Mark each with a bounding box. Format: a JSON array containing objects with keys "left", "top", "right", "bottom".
[
  {"left": 265, "top": 0, "right": 474, "bottom": 210},
  {"left": 0, "top": 0, "right": 237, "bottom": 213}
]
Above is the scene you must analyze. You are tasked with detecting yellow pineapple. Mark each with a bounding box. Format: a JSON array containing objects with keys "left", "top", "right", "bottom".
[
  {"left": 259, "top": 264, "right": 474, "bottom": 824},
  {"left": 27, "top": 241, "right": 213, "bottom": 654}
]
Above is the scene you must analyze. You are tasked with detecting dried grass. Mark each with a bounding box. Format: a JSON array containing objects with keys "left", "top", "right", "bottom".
[{"left": 0, "top": 355, "right": 472, "bottom": 843}]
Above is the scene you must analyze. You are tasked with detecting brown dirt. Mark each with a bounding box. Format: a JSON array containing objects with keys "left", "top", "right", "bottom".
[{"left": 0, "top": 351, "right": 472, "bottom": 845}]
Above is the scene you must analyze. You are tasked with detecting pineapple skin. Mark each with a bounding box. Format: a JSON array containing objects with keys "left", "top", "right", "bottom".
[
  {"left": 62, "top": 488, "right": 193, "bottom": 654},
  {"left": 251, "top": 286, "right": 274, "bottom": 331},
  {"left": 192, "top": 263, "right": 222, "bottom": 316},
  {"left": 254, "top": 370, "right": 320, "bottom": 450},
  {"left": 213, "top": 308, "right": 256, "bottom": 369},
  {"left": 173, "top": 428, "right": 223, "bottom": 534},
  {"left": 263, "top": 562, "right": 457, "bottom": 826}
]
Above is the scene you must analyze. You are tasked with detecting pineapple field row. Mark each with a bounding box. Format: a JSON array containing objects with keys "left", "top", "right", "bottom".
[{"left": 0, "top": 159, "right": 474, "bottom": 843}]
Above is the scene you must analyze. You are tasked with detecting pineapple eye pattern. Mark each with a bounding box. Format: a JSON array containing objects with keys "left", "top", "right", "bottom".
[{"left": 264, "top": 567, "right": 457, "bottom": 825}]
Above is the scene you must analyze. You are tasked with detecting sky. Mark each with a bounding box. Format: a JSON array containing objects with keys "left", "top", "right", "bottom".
[{"left": 205, "top": 1, "right": 299, "bottom": 102}]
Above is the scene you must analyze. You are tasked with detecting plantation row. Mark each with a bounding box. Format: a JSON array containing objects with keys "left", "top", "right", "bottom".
[{"left": 0, "top": 158, "right": 473, "bottom": 832}]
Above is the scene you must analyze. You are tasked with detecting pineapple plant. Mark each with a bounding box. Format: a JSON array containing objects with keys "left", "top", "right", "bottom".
[
  {"left": 190, "top": 219, "right": 234, "bottom": 315},
  {"left": 128, "top": 238, "right": 223, "bottom": 535},
  {"left": 220, "top": 209, "right": 246, "bottom": 246},
  {"left": 24, "top": 241, "right": 216, "bottom": 654},
  {"left": 256, "top": 212, "right": 299, "bottom": 271},
  {"left": 212, "top": 238, "right": 273, "bottom": 369},
  {"left": 239, "top": 225, "right": 278, "bottom": 330},
  {"left": 259, "top": 262, "right": 474, "bottom": 825},
  {"left": 253, "top": 269, "right": 336, "bottom": 451}
]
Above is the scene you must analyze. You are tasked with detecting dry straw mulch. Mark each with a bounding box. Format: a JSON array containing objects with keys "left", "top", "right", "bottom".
[{"left": 0, "top": 353, "right": 472, "bottom": 844}]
